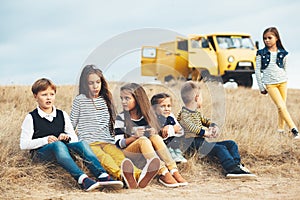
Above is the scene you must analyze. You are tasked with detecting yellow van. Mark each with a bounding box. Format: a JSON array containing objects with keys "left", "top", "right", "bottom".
[{"left": 141, "top": 33, "right": 257, "bottom": 87}]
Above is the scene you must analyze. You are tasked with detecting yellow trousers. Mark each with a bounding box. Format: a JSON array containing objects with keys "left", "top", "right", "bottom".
[
  {"left": 123, "top": 134, "right": 177, "bottom": 175},
  {"left": 266, "top": 82, "right": 296, "bottom": 130},
  {"left": 90, "top": 142, "right": 141, "bottom": 180}
]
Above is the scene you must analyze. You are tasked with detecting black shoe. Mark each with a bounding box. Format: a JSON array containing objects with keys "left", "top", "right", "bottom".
[
  {"left": 80, "top": 177, "right": 101, "bottom": 192},
  {"left": 226, "top": 165, "right": 256, "bottom": 179},
  {"left": 291, "top": 128, "right": 300, "bottom": 139}
]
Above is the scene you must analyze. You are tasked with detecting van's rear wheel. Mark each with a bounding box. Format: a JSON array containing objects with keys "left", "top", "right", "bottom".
[{"left": 235, "top": 74, "right": 253, "bottom": 88}]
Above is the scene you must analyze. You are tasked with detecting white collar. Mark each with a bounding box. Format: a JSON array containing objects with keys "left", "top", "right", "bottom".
[{"left": 37, "top": 106, "right": 57, "bottom": 122}]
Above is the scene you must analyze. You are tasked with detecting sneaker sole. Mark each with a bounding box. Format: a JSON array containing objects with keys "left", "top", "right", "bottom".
[
  {"left": 226, "top": 174, "right": 257, "bottom": 179},
  {"left": 138, "top": 157, "right": 160, "bottom": 188},
  {"left": 98, "top": 180, "right": 124, "bottom": 190},
  {"left": 177, "top": 181, "right": 188, "bottom": 186},
  {"left": 121, "top": 159, "right": 138, "bottom": 189},
  {"left": 158, "top": 178, "right": 179, "bottom": 188}
]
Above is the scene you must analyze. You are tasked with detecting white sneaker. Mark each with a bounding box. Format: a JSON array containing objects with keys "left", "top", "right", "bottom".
[
  {"left": 168, "top": 147, "right": 181, "bottom": 163},
  {"left": 174, "top": 148, "right": 187, "bottom": 163}
]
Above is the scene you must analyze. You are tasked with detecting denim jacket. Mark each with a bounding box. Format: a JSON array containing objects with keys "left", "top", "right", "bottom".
[{"left": 256, "top": 47, "right": 288, "bottom": 70}]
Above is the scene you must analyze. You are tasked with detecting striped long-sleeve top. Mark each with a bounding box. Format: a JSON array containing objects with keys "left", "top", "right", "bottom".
[
  {"left": 70, "top": 94, "right": 115, "bottom": 144},
  {"left": 255, "top": 51, "right": 288, "bottom": 92},
  {"left": 177, "top": 106, "right": 211, "bottom": 138},
  {"left": 114, "top": 111, "right": 149, "bottom": 149}
]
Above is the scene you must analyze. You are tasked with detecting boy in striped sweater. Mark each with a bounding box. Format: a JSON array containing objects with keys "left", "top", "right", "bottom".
[{"left": 177, "top": 81, "right": 256, "bottom": 179}]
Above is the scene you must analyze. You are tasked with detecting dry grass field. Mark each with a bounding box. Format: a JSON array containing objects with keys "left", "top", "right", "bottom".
[{"left": 0, "top": 81, "right": 299, "bottom": 200}]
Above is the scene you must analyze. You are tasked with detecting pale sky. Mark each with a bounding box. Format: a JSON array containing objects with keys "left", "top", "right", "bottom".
[{"left": 1, "top": 0, "right": 299, "bottom": 88}]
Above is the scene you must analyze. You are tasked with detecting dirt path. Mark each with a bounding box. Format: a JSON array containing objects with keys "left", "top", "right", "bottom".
[{"left": 5, "top": 175, "right": 299, "bottom": 200}]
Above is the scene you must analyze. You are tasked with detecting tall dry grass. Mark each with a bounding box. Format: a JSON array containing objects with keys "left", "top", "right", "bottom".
[{"left": 0, "top": 82, "right": 299, "bottom": 199}]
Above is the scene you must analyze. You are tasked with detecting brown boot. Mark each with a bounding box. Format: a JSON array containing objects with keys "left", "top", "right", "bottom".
[
  {"left": 158, "top": 172, "right": 179, "bottom": 188},
  {"left": 171, "top": 170, "right": 188, "bottom": 186}
]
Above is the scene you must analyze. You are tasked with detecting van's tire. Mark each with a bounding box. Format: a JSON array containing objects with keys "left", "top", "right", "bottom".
[{"left": 235, "top": 75, "right": 253, "bottom": 88}]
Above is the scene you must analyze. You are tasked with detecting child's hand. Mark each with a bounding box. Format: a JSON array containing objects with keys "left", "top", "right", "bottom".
[
  {"left": 161, "top": 126, "right": 169, "bottom": 138},
  {"left": 173, "top": 124, "right": 181, "bottom": 133},
  {"left": 146, "top": 127, "right": 156, "bottom": 137},
  {"left": 48, "top": 135, "right": 58, "bottom": 143},
  {"left": 58, "top": 133, "right": 70, "bottom": 142},
  {"left": 204, "top": 130, "right": 213, "bottom": 138},
  {"left": 209, "top": 126, "right": 220, "bottom": 138},
  {"left": 133, "top": 126, "right": 146, "bottom": 137}
]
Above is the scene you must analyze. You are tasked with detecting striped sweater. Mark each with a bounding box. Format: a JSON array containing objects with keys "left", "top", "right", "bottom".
[
  {"left": 177, "top": 106, "right": 211, "bottom": 138},
  {"left": 114, "top": 111, "right": 149, "bottom": 149},
  {"left": 255, "top": 51, "right": 288, "bottom": 92},
  {"left": 70, "top": 94, "right": 115, "bottom": 144}
]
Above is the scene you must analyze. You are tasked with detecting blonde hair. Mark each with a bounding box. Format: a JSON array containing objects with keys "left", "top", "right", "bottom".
[
  {"left": 121, "top": 83, "right": 160, "bottom": 134},
  {"left": 180, "top": 81, "right": 199, "bottom": 105}
]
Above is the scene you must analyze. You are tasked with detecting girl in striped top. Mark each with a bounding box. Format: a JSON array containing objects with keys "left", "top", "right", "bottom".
[
  {"left": 114, "top": 83, "right": 188, "bottom": 188},
  {"left": 255, "top": 27, "right": 299, "bottom": 139},
  {"left": 71, "top": 65, "right": 158, "bottom": 189}
]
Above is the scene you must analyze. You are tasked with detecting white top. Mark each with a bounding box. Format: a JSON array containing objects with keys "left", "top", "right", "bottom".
[
  {"left": 255, "top": 51, "right": 288, "bottom": 91},
  {"left": 164, "top": 113, "right": 184, "bottom": 139},
  {"left": 20, "top": 106, "right": 78, "bottom": 150}
]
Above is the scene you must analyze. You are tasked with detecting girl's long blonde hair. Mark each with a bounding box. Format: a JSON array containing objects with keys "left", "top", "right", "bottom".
[{"left": 121, "top": 83, "right": 160, "bottom": 134}]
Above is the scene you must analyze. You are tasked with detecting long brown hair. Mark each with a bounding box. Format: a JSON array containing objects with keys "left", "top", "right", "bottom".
[
  {"left": 78, "top": 64, "right": 116, "bottom": 132},
  {"left": 120, "top": 83, "right": 160, "bottom": 134},
  {"left": 263, "top": 27, "right": 285, "bottom": 50}
]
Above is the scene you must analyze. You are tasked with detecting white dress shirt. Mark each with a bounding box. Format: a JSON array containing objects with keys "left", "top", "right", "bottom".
[{"left": 20, "top": 106, "right": 78, "bottom": 150}]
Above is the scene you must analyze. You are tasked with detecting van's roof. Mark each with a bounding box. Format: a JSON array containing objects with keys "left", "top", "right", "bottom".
[{"left": 205, "top": 32, "right": 251, "bottom": 37}]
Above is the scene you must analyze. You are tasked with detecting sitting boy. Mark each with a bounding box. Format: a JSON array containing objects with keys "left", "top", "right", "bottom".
[{"left": 177, "top": 81, "right": 256, "bottom": 178}]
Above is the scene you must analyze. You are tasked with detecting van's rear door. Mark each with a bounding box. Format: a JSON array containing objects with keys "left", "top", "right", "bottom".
[{"left": 141, "top": 46, "right": 157, "bottom": 76}]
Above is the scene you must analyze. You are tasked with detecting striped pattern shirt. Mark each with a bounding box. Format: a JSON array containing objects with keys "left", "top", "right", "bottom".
[
  {"left": 70, "top": 94, "right": 115, "bottom": 144},
  {"left": 114, "top": 112, "right": 148, "bottom": 149},
  {"left": 177, "top": 107, "right": 211, "bottom": 138},
  {"left": 255, "top": 52, "right": 288, "bottom": 91}
]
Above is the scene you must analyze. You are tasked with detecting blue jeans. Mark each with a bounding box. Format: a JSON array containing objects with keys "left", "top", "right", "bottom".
[
  {"left": 183, "top": 138, "right": 241, "bottom": 171},
  {"left": 34, "top": 141, "right": 106, "bottom": 181}
]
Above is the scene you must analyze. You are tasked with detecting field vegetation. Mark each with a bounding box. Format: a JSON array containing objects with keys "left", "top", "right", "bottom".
[{"left": 0, "top": 82, "right": 299, "bottom": 199}]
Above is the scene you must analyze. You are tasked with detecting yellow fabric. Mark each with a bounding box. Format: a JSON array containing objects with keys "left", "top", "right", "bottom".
[
  {"left": 266, "top": 82, "right": 296, "bottom": 130},
  {"left": 123, "top": 135, "right": 177, "bottom": 175},
  {"left": 90, "top": 142, "right": 141, "bottom": 180}
]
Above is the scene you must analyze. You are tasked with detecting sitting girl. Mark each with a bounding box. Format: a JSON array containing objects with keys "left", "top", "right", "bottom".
[{"left": 114, "top": 83, "right": 188, "bottom": 187}]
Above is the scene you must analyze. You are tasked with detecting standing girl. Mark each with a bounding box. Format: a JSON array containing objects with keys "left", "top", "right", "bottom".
[
  {"left": 114, "top": 83, "right": 188, "bottom": 187},
  {"left": 150, "top": 93, "right": 187, "bottom": 163},
  {"left": 255, "top": 27, "right": 299, "bottom": 139},
  {"left": 70, "top": 65, "right": 158, "bottom": 189}
]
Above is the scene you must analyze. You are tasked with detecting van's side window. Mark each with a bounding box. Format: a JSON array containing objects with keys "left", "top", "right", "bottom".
[{"left": 177, "top": 40, "right": 188, "bottom": 51}]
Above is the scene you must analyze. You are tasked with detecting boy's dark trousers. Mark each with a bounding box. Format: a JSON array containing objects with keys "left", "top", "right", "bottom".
[
  {"left": 164, "top": 136, "right": 182, "bottom": 149},
  {"left": 182, "top": 137, "right": 241, "bottom": 171}
]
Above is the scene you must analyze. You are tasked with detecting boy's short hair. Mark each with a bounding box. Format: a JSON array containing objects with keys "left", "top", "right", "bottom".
[
  {"left": 31, "top": 78, "right": 56, "bottom": 95},
  {"left": 180, "top": 81, "right": 199, "bottom": 104}
]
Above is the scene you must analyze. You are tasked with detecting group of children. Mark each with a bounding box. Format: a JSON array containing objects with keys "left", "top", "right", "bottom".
[{"left": 20, "top": 26, "right": 299, "bottom": 192}]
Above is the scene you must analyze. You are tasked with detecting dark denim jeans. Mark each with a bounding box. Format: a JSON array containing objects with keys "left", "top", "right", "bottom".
[
  {"left": 34, "top": 140, "right": 106, "bottom": 181},
  {"left": 164, "top": 136, "right": 182, "bottom": 149},
  {"left": 183, "top": 137, "right": 241, "bottom": 171}
]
